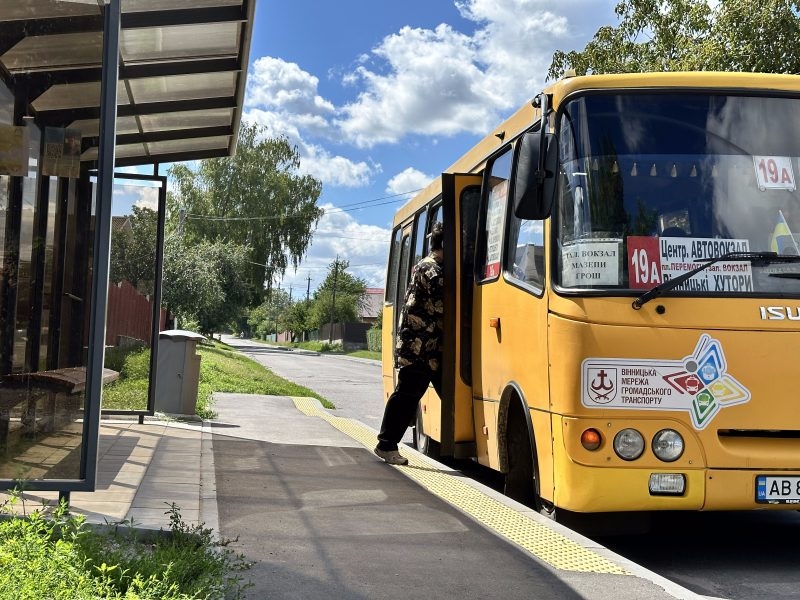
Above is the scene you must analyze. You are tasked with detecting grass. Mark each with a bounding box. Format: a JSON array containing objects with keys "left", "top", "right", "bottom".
[
  {"left": 249, "top": 338, "right": 381, "bottom": 361},
  {"left": 0, "top": 495, "right": 251, "bottom": 599},
  {"left": 102, "top": 339, "right": 333, "bottom": 417}
]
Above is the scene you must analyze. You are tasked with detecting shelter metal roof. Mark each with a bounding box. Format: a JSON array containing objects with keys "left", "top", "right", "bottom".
[{"left": 0, "top": 0, "right": 256, "bottom": 167}]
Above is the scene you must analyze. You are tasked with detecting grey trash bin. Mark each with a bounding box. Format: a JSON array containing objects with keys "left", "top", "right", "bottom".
[{"left": 155, "top": 329, "right": 204, "bottom": 415}]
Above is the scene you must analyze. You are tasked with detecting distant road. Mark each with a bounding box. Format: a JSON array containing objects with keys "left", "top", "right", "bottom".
[{"left": 220, "top": 335, "right": 388, "bottom": 433}]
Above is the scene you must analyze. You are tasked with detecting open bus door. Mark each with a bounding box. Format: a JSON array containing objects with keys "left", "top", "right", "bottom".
[{"left": 438, "top": 173, "right": 482, "bottom": 458}]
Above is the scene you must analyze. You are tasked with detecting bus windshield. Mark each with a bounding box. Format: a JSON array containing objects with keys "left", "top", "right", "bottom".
[{"left": 554, "top": 92, "right": 800, "bottom": 296}]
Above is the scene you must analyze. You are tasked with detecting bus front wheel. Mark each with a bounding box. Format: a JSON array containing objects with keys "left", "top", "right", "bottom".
[
  {"left": 504, "top": 402, "right": 551, "bottom": 517},
  {"left": 413, "top": 405, "right": 440, "bottom": 459}
]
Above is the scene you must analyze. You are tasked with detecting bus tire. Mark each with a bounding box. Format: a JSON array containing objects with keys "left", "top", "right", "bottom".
[
  {"left": 504, "top": 399, "right": 551, "bottom": 517},
  {"left": 414, "top": 404, "right": 440, "bottom": 459}
]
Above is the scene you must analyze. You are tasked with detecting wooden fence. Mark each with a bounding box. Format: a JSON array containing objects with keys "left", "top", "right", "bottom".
[{"left": 106, "top": 280, "right": 167, "bottom": 347}]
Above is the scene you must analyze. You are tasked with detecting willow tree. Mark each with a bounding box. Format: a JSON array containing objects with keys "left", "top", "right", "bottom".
[
  {"left": 168, "top": 123, "right": 323, "bottom": 304},
  {"left": 549, "top": 0, "right": 800, "bottom": 79}
]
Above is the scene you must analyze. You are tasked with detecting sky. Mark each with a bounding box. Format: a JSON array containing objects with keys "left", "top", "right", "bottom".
[{"left": 118, "top": 0, "right": 620, "bottom": 297}]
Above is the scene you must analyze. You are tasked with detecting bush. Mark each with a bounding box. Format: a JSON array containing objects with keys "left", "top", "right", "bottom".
[
  {"left": 366, "top": 328, "right": 381, "bottom": 353},
  {"left": 0, "top": 495, "right": 251, "bottom": 600}
]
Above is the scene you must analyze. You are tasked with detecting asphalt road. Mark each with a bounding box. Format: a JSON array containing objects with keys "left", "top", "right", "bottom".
[{"left": 222, "top": 336, "right": 395, "bottom": 436}]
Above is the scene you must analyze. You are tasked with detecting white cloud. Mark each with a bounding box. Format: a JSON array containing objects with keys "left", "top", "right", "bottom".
[
  {"left": 112, "top": 183, "right": 159, "bottom": 213},
  {"left": 244, "top": 60, "right": 380, "bottom": 188},
  {"left": 386, "top": 167, "right": 433, "bottom": 199},
  {"left": 336, "top": 24, "right": 492, "bottom": 148},
  {"left": 246, "top": 57, "right": 335, "bottom": 117},
  {"left": 336, "top": 0, "right": 612, "bottom": 148},
  {"left": 241, "top": 0, "right": 614, "bottom": 196},
  {"left": 279, "top": 203, "right": 390, "bottom": 293}
]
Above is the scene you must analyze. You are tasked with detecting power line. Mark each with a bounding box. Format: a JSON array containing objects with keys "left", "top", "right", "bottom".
[{"left": 182, "top": 187, "right": 419, "bottom": 222}]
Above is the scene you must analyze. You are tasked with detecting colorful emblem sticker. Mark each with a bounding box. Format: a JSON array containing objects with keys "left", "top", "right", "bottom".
[{"left": 581, "top": 334, "right": 750, "bottom": 429}]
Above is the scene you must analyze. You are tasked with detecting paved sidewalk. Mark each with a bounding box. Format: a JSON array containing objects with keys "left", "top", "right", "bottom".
[
  {"left": 0, "top": 419, "right": 210, "bottom": 531},
  {"left": 1, "top": 395, "right": 704, "bottom": 600}
]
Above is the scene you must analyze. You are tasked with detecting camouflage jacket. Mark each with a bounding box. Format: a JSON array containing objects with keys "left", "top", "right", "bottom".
[{"left": 395, "top": 253, "right": 444, "bottom": 371}]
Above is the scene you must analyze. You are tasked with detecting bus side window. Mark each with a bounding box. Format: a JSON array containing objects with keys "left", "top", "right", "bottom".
[
  {"left": 385, "top": 227, "right": 402, "bottom": 304},
  {"left": 412, "top": 210, "right": 428, "bottom": 265},
  {"left": 478, "top": 148, "right": 512, "bottom": 281},
  {"left": 396, "top": 233, "right": 412, "bottom": 308},
  {"left": 506, "top": 214, "right": 545, "bottom": 288}
]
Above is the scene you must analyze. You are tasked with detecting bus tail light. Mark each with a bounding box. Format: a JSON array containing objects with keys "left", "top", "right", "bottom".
[
  {"left": 613, "top": 428, "right": 645, "bottom": 460},
  {"left": 580, "top": 428, "right": 602, "bottom": 450},
  {"left": 649, "top": 473, "right": 686, "bottom": 495}
]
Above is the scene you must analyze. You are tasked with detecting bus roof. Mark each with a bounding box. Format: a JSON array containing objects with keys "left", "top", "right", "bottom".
[{"left": 393, "top": 71, "right": 800, "bottom": 224}]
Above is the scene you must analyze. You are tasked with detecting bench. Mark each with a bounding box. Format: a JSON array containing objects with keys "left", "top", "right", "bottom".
[{"left": 0, "top": 367, "right": 119, "bottom": 446}]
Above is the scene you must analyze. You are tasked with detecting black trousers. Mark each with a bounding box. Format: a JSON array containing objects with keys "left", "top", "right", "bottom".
[{"left": 377, "top": 362, "right": 442, "bottom": 451}]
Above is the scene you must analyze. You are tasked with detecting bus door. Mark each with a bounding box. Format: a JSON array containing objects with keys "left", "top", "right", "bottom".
[
  {"left": 471, "top": 147, "right": 552, "bottom": 482},
  {"left": 441, "top": 173, "right": 482, "bottom": 457},
  {"left": 387, "top": 223, "right": 414, "bottom": 390}
]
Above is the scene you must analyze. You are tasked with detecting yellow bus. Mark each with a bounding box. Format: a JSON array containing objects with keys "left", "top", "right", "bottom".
[{"left": 382, "top": 71, "right": 800, "bottom": 517}]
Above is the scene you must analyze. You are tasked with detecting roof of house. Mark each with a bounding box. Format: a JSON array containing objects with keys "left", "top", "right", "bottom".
[{"left": 359, "top": 288, "right": 384, "bottom": 319}]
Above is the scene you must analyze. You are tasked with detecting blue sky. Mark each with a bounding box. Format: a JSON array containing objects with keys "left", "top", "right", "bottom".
[{"left": 119, "top": 0, "right": 619, "bottom": 296}]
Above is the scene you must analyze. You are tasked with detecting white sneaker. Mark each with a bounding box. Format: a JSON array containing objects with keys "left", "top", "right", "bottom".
[{"left": 374, "top": 446, "right": 408, "bottom": 465}]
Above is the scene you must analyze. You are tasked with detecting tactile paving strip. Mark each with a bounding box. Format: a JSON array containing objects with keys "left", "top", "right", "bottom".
[{"left": 292, "top": 396, "right": 628, "bottom": 575}]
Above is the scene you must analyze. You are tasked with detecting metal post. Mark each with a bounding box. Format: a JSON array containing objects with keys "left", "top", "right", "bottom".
[{"left": 83, "top": 0, "right": 120, "bottom": 485}]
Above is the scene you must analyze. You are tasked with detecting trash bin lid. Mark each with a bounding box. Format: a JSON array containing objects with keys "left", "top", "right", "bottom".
[{"left": 158, "top": 329, "right": 206, "bottom": 341}]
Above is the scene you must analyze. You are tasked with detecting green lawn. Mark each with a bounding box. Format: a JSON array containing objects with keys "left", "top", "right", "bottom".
[
  {"left": 247, "top": 338, "right": 381, "bottom": 361},
  {"left": 102, "top": 339, "right": 332, "bottom": 418}
]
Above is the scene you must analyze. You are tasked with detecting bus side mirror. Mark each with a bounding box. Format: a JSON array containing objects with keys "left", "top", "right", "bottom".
[{"left": 513, "top": 130, "right": 557, "bottom": 220}]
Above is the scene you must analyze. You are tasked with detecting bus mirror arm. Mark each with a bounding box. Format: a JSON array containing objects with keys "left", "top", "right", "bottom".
[{"left": 513, "top": 93, "right": 556, "bottom": 220}]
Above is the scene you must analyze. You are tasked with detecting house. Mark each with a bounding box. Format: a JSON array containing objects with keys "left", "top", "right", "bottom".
[{"left": 359, "top": 288, "right": 384, "bottom": 324}]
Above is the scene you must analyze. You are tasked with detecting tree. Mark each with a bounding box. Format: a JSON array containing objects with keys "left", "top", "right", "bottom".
[
  {"left": 161, "top": 238, "right": 250, "bottom": 336},
  {"left": 247, "top": 288, "right": 292, "bottom": 338},
  {"left": 308, "top": 258, "right": 367, "bottom": 330},
  {"left": 548, "top": 0, "right": 800, "bottom": 79},
  {"left": 110, "top": 206, "right": 158, "bottom": 295},
  {"left": 283, "top": 299, "right": 313, "bottom": 341},
  {"left": 167, "top": 123, "right": 324, "bottom": 304}
]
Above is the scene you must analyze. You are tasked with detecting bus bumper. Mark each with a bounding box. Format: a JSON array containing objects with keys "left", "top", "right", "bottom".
[{"left": 554, "top": 463, "right": 800, "bottom": 512}]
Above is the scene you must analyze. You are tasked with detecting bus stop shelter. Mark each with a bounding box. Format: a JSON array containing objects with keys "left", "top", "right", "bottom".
[{"left": 0, "top": 0, "right": 256, "bottom": 496}]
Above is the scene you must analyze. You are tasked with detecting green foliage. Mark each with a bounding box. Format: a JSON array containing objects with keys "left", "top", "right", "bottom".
[
  {"left": 308, "top": 258, "right": 367, "bottom": 329},
  {"left": 103, "top": 346, "right": 152, "bottom": 411},
  {"left": 549, "top": 0, "right": 800, "bottom": 78},
  {"left": 0, "top": 499, "right": 250, "bottom": 599},
  {"left": 110, "top": 206, "right": 158, "bottom": 295},
  {"left": 366, "top": 327, "right": 382, "bottom": 353},
  {"left": 247, "top": 288, "right": 293, "bottom": 338},
  {"left": 346, "top": 349, "right": 381, "bottom": 361},
  {"left": 162, "top": 238, "right": 250, "bottom": 336},
  {"left": 167, "top": 123, "right": 324, "bottom": 304}
]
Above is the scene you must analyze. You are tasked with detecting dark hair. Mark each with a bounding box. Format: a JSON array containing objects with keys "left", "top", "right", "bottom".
[{"left": 429, "top": 221, "right": 443, "bottom": 251}]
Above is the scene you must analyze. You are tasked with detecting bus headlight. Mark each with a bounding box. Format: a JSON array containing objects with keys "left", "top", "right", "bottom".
[
  {"left": 613, "top": 428, "right": 644, "bottom": 460},
  {"left": 652, "top": 429, "right": 684, "bottom": 462}
]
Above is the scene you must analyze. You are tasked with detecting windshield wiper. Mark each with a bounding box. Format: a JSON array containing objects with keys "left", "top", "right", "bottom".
[{"left": 632, "top": 251, "right": 800, "bottom": 309}]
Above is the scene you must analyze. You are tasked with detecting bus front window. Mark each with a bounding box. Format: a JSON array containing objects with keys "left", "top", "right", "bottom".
[{"left": 554, "top": 92, "right": 800, "bottom": 297}]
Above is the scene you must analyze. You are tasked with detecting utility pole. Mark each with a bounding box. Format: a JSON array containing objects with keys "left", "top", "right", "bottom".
[
  {"left": 328, "top": 256, "right": 339, "bottom": 343},
  {"left": 304, "top": 275, "right": 311, "bottom": 342},
  {"left": 275, "top": 282, "right": 280, "bottom": 342}
]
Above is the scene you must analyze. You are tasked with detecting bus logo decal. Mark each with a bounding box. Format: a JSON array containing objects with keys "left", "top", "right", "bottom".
[
  {"left": 581, "top": 335, "right": 750, "bottom": 429},
  {"left": 587, "top": 368, "right": 617, "bottom": 403}
]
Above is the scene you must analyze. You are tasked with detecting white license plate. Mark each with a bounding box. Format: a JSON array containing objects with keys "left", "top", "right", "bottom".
[{"left": 756, "top": 475, "right": 800, "bottom": 504}]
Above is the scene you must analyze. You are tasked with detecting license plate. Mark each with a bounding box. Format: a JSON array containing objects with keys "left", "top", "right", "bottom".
[{"left": 756, "top": 475, "right": 800, "bottom": 504}]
